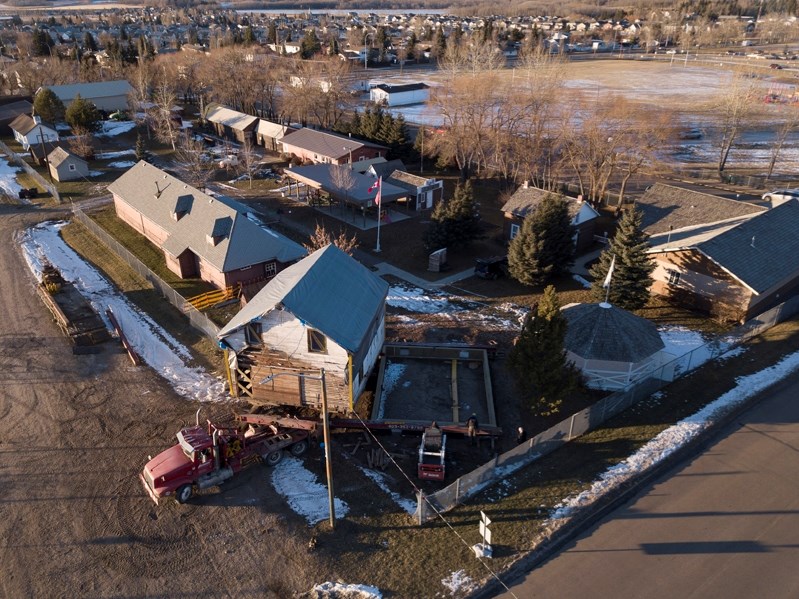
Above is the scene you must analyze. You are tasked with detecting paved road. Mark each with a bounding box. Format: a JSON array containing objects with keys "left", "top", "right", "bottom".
[{"left": 495, "top": 373, "right": 799, "bottom": 599}]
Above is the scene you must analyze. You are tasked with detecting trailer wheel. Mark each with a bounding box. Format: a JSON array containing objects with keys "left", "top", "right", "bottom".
[
  {"left": 264, "top": 450, "right": 283, "bottom": 466},
  {"left": 290, "top": 440, "right": 308, "bottom": 457},
  {"left": 176, "top": 484, "right": 192, "bottom": 504}
]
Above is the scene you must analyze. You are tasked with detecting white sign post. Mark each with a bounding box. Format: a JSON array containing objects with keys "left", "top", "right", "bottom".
[{"left": 473, "top": 511, "right": 493, "bottom": 558}]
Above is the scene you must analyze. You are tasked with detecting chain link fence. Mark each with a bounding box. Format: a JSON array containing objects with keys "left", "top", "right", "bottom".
[
  {"left": 416, "top": 294, "right": 799, "bottom": 523},
  {"left": 72, "top": 208, "right": 220, "bottom": 340},
  {"left": 0, "top": 139, "right": 61, "bottom": 203}
]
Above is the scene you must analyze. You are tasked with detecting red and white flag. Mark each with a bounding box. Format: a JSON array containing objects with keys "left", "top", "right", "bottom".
[{"left": 368, "top": 176, "right": 382, "bottom": 206}]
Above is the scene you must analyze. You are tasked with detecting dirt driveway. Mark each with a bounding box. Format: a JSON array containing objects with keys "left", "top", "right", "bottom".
[{"left": 0, "top": 205, "right": 331, "bottom": 598}]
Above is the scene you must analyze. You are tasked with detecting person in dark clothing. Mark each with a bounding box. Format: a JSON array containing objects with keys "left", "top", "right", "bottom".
[
  {"left": 466, "top": 414, "right": 479, "bottom": 445},
  {"left": 516, "top": 426, "right": 527, "bottom": 445}
]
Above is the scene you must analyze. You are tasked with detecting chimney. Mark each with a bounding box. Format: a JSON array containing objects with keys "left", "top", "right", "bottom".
[
  {"left": 32, "top": 115, "right": 41, "bottom": 125},
  {"left": 522, "top": 180, "right": 529, "bottom": 189}
]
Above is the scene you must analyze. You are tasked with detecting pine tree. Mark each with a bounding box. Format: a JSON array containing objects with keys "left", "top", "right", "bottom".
[
  {"left": 65, "top": 94, "right": 101, "bottom": 132},
  {"left": 134, "top": 133, "right": 146, "bottom": 161},
  {"left": 423, "top": 180, "right": 480, "bottom": 250},
  {"left": 361, "top": 105, "right": 382, "bottom": 140},
  {"left": 589, "top": 207, "right": 655, "bottom": 310},
  {"left": 268, "top": 22, "right": 278, "bottom": 45},
  {"left": 433, "top": 27, "right": 446, "bottom": 56},
  {"left": 31, "top": 28, "right": 52, "bottom": 57},
  {"left": 33, "top": 88, "right": 65, "bottom": 125},
  {"left": 300, "top": 29, "right": 321, "bottom": 59},
  {"left": 83, "top": 31, "right": 97, "bottom": 52},
  {"left": 508, "top": 194, "right": 575, "bottom": 286},
  {"left": 243, "top": 25, "right": 255, "bottom": 46},
  {"left": 508, "top": 286, "right": 576, "bottom": 416}
]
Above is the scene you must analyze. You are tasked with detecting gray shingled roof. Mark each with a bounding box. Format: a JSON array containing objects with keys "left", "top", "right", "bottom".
[
  {"left": 501, "top": 185, "right": 585, "bottom": 219},
  {"left": 9, "top": 114, "right": 55, "bottom": 136},
  {"left": 281, "top": 128, "right": 387, "bottom": 160},
  {"left": 47, "top": 146, "right": 85, "bottom": 167},
  {"left": 218, "top": 244, "right": 389, "bottom": 353},
  {"left": 0, "top": 100, "right": 32, "bottom": 122},
  {"left": 695, "top": 199, "right": 799, "bottom": 294},
  {"left": 45, "top": 80, "right": 133, "bottom": 102},
  {"left": 286, "top": 163, "right": 409, "bottom": 205},
  {"left": 636, "top": 183, "right": 765, "bottom": 235},
  {"left": 370, "top": 159, "right": 406, "bottom": 178},
  {"left": 107, "top": 161, "right": 306, "bottom": 272},
  {"left": 563, "top": 303, "right": 665, "bottom": 362}
]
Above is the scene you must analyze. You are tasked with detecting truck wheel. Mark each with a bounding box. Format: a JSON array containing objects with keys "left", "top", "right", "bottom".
[
  {"left": 176, "top": 484, "right": 192, "bottom": 504},
  {"left": 290, "top": 440, "right": 308, "bottom": 456},
  {"left": 264, "top": 450, "right": 283, "bottom": 466}
]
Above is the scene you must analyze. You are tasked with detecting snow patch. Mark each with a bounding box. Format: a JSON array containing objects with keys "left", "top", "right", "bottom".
[
  {"left": 549, "top": 347, "right": 799, "bottom": 521},
  {"left": 20, "top": 221, "right": 226, "bottom": 403},
  {"left": 312, "top": 581, "right": 382, "bottom": 598},
  {"left": 441, "top": 570, "right": 476, "bottom": 596},
  {"left": 107, "top": 160, "right": 136, "bottom": 169},
  {"left": 358, "top": 467, "right": 416, "bottom": 514},
  {"left": 96, "top": 149, "right": 136, "bottom": 159},
  {"left": 572, "top": 274, "right": 592, "bottom": 289},
  {"left": 97, "top": 120, "right": 136, "bottom": 137},
  {"left": 377, "top": 362, "right": 406, "bottom": 419},
  {"left": 0, "top": 157, "right": 25, "bottom": 201},
  {"left": 270, "top": 456, "right": 349, "bottom": 525}
]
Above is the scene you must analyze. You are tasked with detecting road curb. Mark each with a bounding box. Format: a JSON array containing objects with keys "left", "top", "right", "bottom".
[{"left": 470, "top": 366, "right": 799, "bottom": 598}]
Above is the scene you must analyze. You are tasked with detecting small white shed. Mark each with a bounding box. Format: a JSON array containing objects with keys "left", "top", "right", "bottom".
[{"left": 370, "top": 83, "right": 430, "bottom": 106}]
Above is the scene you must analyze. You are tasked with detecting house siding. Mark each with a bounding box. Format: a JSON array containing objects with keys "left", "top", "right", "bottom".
[
  {"left": 651, "top": 249, "right": 751, "bottom": 318},
  {"left": 280, "top": 142, "right": 383, "bottom": 165}
]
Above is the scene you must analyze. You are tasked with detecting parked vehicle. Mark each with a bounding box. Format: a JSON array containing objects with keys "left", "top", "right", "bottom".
[
  {"left": 140, "top": 412, "right": 314, "bottom": 504},
  {"left": 770, "top": 63, "right": 783, "bottom": 69},
  {"left": 762, "top": 189, "right": 799, "bottom": 203},
  {"left": 219, "top": 154, "right": 239, "bottom": 168},
  {"left": 474, "top": 256, "right": 508, "bottom": 280}
]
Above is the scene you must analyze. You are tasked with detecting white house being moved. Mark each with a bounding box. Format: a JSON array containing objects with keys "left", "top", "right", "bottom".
[{"left": 217, "top": 244, "right": 389, "bottom": 412}]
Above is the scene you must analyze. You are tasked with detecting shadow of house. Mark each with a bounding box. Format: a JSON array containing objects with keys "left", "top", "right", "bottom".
[
  {"left": 0, "top": 98, "right": 32, "bottom": 136},
  {"left": 562, "top": 302, "right": 667, "bottom": 390},
  {"left": 217, "top": 244, "right": 388, "bottom": 412},
  {"left": 647, "top": 199, "right": 799, "bottom": 321},
  {"left": 108, "top": 161, "right": 306, "bottom": 289},
  {"left": 501, "top": 182, "right": 599, "bottom": 253}
]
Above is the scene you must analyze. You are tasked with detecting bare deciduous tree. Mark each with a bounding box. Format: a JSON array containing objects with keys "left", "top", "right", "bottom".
[
  {"left": 235, "top": 138, "right": 261, "bottom": 188},
  {"left": 174, "top": 132, "right": 214, "bottom": 190},
  {"left": 715, "top": 67, "right": 761, "bottom": 176},
  {"left": 67, "top": 126, "right": 95, "bottom": 160},
  {"left": 303, "top": 223, "right": 358, "bottom": 256}
]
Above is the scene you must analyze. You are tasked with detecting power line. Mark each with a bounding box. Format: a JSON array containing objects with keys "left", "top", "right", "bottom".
[{"left": 345, "top": 409, "right": 519, "bottom": 599}]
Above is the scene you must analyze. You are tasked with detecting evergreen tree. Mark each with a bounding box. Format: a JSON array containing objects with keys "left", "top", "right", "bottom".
[
  {"left": 65, "top": 94, "right": 101, "bottom": 132},
  {"left": 83, "top": 31, "right": 97, "bottom": 52},
  {"left": 243, "top": 25, "right": 255, "bottom": 46},
  {"left": 120, "top": 25, "right": 128, "bottom": 42},
  {"left": 433, "top": 27, "right": 446, "bottom": 56},
  {"left": 31, "top": 28, "right": 52, "bottom": 57},
  {"left": 508, "top": 286, "right": 577, "bottom": 416},
  {"left": 589, "top": 207, "right": 655, "bottom": 310},
  {"left": 268, "top": 21, "right": 278, "bottom": 45},
  {"left": 134, "top": 132, "right": 147, "bottom": 161},
  {"left": 188, "top": 27, "right": 199, "bottom": 45},
  {"left": 328, "top": 38, "right": 339, "bottom": 57},
  {"left": 407, "top": 31, "right": 418, "bottom": 59},
  {"left": 300, "top": 29, "right": 321, "bottom": 58},
  {"left": 361, "top": 105, "right": 382, "bottom": 139},
  {"left": 423, "top": 180, "right": 480, "bottom": 250},
  {"left": 449, "top": 25, "right": 463, "bottom": 50},
  {"left": 33, "top": 88, "right": 65, "bottom": 125},
  {"left": 508, "top": 194, "right": 575, "bottom": 286}
]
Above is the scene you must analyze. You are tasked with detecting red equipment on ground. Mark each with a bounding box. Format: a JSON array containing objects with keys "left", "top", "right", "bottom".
[
  {"left": 417, "top": 423, "right": 446, "bottom": 481},
  {"left": 140, "top": 411, "right": 315, "bottom": 504}
]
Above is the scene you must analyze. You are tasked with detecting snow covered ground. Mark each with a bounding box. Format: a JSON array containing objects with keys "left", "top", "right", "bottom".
[
  {"left": 97, "top": 120, "right": 137, "bottom": 137},
  {"left": 20, "top": 221, "right": 226, "bottom": 402},
  {"left": 270, "top": 456, "right": 349, "bottom": 525},
  {"left": 0, "top": 157, "right": 25, "bottom": 202}
]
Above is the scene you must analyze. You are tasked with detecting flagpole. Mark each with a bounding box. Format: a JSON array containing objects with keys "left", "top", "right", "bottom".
[
  {"left": 603, "top": 254, "right": 615, "bottom": 304},
  {"left": 374, "top": 176, "right": 382, "bottom": 253}
]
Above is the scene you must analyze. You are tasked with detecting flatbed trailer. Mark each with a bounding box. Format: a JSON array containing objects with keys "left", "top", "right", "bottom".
[{"left": 37, "top": 265, "right": 110, "bottom": 346}]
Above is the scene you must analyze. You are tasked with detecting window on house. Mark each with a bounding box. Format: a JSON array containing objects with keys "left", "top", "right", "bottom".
[
  {"left": 510, "top": 223, "right": 520, "bottom": 239},
  {"left": 264, "top": 262, "right": 277, "bottom": 278},
  {"left": 667, "top": 269, "right": 681, "bottom": 285},
  {"left": 307, "top": 329, "right": 327, "bottom": 354}
]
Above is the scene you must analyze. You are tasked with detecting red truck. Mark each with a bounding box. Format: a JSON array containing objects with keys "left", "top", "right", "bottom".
[{"left": 140, "top": 413, "right": 314, "bottom": 504}]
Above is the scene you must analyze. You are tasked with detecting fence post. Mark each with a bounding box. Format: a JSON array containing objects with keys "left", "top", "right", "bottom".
[
  {"left": 568, "top": 414, "right": 576, "bottom": 440},
  {"left": 455, "top": 478, "right": 460, "bottom": 505}
]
